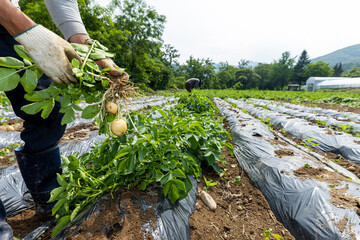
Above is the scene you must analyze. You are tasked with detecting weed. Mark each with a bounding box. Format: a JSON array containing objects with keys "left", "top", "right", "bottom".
[
  {"left": 203, "top": 176, "right": 217, "bottom": 192},
  {"left": 234, "top": 176, "right": 245, "bottom": 187},
  {"left": 241, "top": 109, "right": 249, "bottom": 114},
  {"left": 261, "top": 105, "right": 270, "bottom": 110},
  {"left": 0, "top": 143, "right": 21, "bottom": 160},
  {"left": 316, "top": 120, "right": 326, "bottom": 127},
  {"left": 264, "top": 228, "right": 284, "bottom": 240}
]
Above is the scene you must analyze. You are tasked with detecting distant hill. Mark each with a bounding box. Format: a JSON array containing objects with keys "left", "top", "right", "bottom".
[{"left": 311, "top": 44, "right": 360, "bottom": 72}]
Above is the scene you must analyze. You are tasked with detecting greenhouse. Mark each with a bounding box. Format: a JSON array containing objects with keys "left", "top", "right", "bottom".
[{"left": 305, "top": 77, "right": 360, "bottom": 91}]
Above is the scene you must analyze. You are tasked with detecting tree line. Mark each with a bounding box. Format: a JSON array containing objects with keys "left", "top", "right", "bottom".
[{"left": 19, "top": 0, "right": 360, "bottom": 91}]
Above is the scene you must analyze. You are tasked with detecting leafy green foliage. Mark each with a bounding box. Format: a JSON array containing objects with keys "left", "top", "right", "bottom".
[
  {"left": 235, "top": 68, "right": 261, "bottom": 90},
  {"left": 177, "top": 92, "right": 217, "bottom": 114},
  {"left": 189, "top": 89, "right": 360, "bottom": 108},
  {"left": 269, "top": 51, "right": 295, "bottom": 90},
  {"left": 292, "top": 50, "right": 311, "bottom": 85},
  {"left": 49, "top": 93, "right": 231, "bottom": 236},
  {"left": 303, "top": 61, "right": 334, "bottom": 78},
  {"left": 0, "top": 41, "right": 125, "bottom": 135},
  {"left": 178, "top": 56, "right": 216, "bottom": 89}
]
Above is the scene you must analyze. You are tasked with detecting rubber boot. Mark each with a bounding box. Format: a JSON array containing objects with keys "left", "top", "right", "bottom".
[
  {"left": 0, "top": 200, "right": 13, "bottom": 240},
  {"left": 15, "top": 145, "right": 62, "bottom": 216}
]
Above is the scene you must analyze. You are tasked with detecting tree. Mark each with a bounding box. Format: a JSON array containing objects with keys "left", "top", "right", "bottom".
[
  {"left": 254, "top": 63, "right": 272, "bottom": 90},
  {"left": 269, "top": 52, "right": 295, "bottom": 90},
  {"left": 162, "top": 44, "right": 180, "bottom": 66},
  {"left": 20, "top": 0, "right": 172, "bottom": 91},
  {"left": 343, "top": 67, "right": 360, "bottom": 78},
  {"left": 292, "top": 50, "right": 311, "bottom": 85},
  {"left": 150, "top": 44, "right": 180, "bottom": 90},
  {"left": 216, "top": 62, "right": 238, "bottom": 89},
  {"left": 332, "top": 63, "right": 344, "bottom": 77},
  {"left": 303, "top": 61, "right": 334, "bottom": 78},
  {"left": 238, "top": 59, "right": 250, "bottom": 69},
  {"left": 112, "top": 0, "right": 167, "bottom": 88},
  {"left": 234, "top": 68, "right": 261, "bottom": 89},
  {"left": 179, "top": 56, "right": 216, "bottom": 89},
  {"left": 19, "top": 0, "right": 59, "bottom": 34}
]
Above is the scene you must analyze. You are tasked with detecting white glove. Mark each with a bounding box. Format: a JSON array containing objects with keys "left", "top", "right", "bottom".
[{"left": 15, "top": 25, "right": 81, "bottom": 84}]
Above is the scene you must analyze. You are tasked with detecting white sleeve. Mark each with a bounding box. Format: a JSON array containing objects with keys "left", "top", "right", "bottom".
[{"left": 44, "top": 0, "right": 88, "bottom": 40}]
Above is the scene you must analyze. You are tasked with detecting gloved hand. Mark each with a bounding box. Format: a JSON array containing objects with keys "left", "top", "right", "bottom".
[
  {"left": 95, "top": 58, "right": 124, "bottom": 77},
  {"left": 15, "top": 24, "right": 82, "bottom": 84},
  {"left": 95, "top": 58, "right": 130, "bottom": 81}
]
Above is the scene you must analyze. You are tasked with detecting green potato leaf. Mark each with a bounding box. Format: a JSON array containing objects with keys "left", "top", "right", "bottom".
[
  {"left": 21, "top": 101, "right": 47, "bottom": 115},
  {"left": 20, "top": 69, "right": 38, "bottom": 93},
  {"left": 81, "top": 104, "right": 100, "bottom": 119},
  {"left": 40, "top": 99, "right": 55, "bottom": 119},
  {"left": 20, "top": 99, "right": 55, "bottom": 119},
  {"left": 14, "top": 45, "right": 33, "bottom": 62},
  {"left": 51, "top": 215, "right": 70, "bottom": 237},
  {"left": 24, "top": 85, "right": 60, "bottom": 101},
  {"left": 0, "top": 68, "right": 20, "bottom": 91},
  {"left": 0, "top": 57, "right": 24, "bottom": 68},
  {"left": 61, "top": 107, "right": 76, "bottom": 125}
]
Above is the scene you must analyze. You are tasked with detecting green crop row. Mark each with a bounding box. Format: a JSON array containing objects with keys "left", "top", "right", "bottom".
[
  {"left": 49, "top": 93, "right": 232, "bottom": 236},
  {"left": 165, "top": 89, "right": 360, "bottom": 107}
]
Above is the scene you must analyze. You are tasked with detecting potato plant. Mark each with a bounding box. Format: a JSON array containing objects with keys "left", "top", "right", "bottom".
[
  {"left": 0, "top": 41, "right": 135, "bottom": 136},
  {"left": 49, "top": 94, "right": 232, "bottom": 236}
]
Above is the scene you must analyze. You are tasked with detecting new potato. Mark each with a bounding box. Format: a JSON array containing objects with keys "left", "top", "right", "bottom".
[
  {"left": 105, "top": 101, "right": 118, "bottom": 114},
  {"left": 111, "top": 119, "right": 127, "bottom": 136}
]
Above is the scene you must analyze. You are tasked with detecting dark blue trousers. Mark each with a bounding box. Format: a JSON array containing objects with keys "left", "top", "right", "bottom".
[
  {"left": 0, "top": 25, "right": 66, "bottom": 223},
  {"left": 0, "top": 25, "right": 66, "bottom": 153}
]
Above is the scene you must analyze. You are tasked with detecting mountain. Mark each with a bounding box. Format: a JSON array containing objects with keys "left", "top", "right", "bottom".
[{"left": 311, "top": 44, "right": 360, "bottom": 72}]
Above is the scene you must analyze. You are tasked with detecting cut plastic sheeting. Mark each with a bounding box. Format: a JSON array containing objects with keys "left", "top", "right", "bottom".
[
  {"left": 0, "top": 131, "right": 107, "bottom": 219},
  {"left": 0, "top": 131, "right": 21, "bottom": 148},
  {"left": 228, "top": 98, "right": 360, "bottom": 165},
  {"left": 60, "top": 131, "right": 106, "bottom": 156},
  {"left": 0, "top": 164, "right": 32, "bottom": 217},
  {"left": 52, "top": 177, "right": 198, "bottom": 240},
  {"left": 214, "top": 97, "right": 360, "bottom": 240},
  {"left": 126, "top": 97, "right": 176, "bottom": 111}
]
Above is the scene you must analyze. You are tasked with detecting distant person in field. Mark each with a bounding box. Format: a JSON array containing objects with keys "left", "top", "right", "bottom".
[{"left": 185, "top": 78, "right": 203, "bottom": 92}]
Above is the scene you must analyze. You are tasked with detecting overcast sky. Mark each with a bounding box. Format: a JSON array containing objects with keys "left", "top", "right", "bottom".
[{"left": 96, "top": 0, "right": 360, "bottom": 65}]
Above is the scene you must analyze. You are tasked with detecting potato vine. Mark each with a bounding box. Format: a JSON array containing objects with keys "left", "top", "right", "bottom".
[{"left": 0, "top": 40, "right": 138, "bottom": 136}]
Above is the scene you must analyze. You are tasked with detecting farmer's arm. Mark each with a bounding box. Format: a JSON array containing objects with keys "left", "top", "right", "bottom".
[
  {"left": 0, "top": 0, "right": 81, "bottom": 84},
  {"left": 44, "top": 0, "right": 88, "bottom": 43},
  {"left": 0, "top": 0, "right": 35, "bottom": 36},
  {"left": 45, "top": 0, "right": 123, "bottom": 76}
]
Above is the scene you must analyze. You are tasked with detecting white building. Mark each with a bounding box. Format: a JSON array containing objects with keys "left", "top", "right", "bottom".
[{"left": 305, "top": 77, "right": 360, "bottom": 91}]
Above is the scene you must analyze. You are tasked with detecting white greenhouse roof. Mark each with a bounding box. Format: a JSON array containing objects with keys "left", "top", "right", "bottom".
[
  {"left": 306, "top": 77, "right": 350, "bottom": 83},
  {"left": 305, "top": 77, "right": 360, "bottom": 90},
  {"left": 317, "top": 78, "right": 360, "bottom": 88}
]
